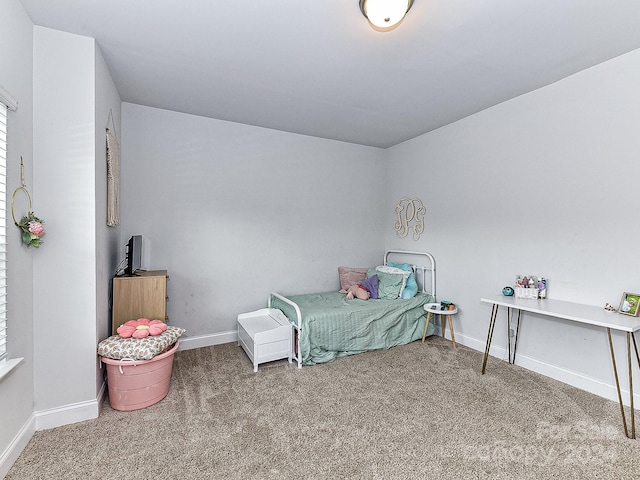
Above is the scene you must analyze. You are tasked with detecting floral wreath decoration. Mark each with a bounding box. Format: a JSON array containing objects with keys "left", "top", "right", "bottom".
[
  {"left": 117, "top": 318, "right": 168, "bottom": 338},
  {"left": 11, "top": 157, "right": 46, "bottom": 248}
]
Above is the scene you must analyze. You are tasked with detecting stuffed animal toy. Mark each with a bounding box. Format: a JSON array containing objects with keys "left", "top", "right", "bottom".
[
  {"left": 117, "top": 318, "right": 168, "bottom": 338},
  {"left": 345, "top": 284, "right": 370, "bottom": 300}
]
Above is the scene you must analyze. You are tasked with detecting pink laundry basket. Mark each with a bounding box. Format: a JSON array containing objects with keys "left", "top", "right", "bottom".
[{"left": 101, "top": 341, "right": 178, "bottom": 411}]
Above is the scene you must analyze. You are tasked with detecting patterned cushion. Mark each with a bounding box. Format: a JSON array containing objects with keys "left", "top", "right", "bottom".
[{"left": 98, "top": 325, "right": 185, "bottom": 360}]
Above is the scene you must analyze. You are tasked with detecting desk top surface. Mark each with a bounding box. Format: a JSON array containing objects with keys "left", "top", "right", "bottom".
[{"left": 481, "top": 295, "right": 640, "bottom": 333}]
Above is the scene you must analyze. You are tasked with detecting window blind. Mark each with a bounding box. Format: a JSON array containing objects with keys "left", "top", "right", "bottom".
[{"left": 0, "top": 102, "right": 7, "bottom": 362}]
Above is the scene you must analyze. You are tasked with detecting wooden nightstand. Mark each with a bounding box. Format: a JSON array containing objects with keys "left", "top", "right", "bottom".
[{"left": 112, "top": 270, "right": 168, "bottom": 335}]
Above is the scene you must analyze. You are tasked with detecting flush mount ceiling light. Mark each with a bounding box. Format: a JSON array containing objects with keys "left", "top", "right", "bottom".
[{"left": 359, "top": 0, "right": 414, "bottom": 32}]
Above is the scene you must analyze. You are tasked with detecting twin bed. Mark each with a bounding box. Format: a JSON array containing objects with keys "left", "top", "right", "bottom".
[{"left": 268, "top": 250, "right": 437, "bottom": 367}]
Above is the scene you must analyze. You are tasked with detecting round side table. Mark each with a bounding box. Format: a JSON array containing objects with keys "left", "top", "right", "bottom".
[{"left": 422, "top": 303, "right": 457, "bottom": 348}]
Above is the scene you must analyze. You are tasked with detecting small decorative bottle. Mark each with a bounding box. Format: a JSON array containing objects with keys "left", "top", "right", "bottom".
[{"left": 538, "top": 277, "right": 547, "bottom": 299}]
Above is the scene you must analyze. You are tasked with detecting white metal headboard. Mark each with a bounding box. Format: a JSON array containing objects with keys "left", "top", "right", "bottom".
[{"left": 384, "top": 250, "right": 436, "bottom": 299}]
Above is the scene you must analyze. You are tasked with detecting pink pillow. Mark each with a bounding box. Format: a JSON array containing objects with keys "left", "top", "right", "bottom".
[{"left": 338, "top": 266, "right": 369, "bottom": 293}]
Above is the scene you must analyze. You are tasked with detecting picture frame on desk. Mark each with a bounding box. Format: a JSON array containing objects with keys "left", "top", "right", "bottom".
[{"left": 618, "top": 292, "right": 640, "bottom": 316}]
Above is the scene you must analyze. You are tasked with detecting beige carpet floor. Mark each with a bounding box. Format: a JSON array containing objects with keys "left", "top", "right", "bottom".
[{"left": 6, "top": 336, "right": 640, "bottom": 479}]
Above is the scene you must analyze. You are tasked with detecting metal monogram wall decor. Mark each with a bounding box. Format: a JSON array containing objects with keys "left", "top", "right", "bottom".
[{"left": 394, "top": 198, "right": 425, "bottom": 240}]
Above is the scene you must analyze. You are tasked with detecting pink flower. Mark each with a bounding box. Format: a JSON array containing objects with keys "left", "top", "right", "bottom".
[{"left": 28, "top": 221, "right": 45, "bottom": 237}]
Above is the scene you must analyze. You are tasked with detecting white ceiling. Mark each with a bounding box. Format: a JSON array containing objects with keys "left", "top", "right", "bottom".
[{"left": 19, "top": 0, "right": 640, "bottom": 148}]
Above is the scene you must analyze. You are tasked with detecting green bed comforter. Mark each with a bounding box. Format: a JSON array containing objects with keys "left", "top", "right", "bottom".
[{"left": 270, "top": 291, "right": 435, "bottom": 365}]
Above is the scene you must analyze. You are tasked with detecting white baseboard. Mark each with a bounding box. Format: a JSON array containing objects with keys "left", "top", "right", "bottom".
[
  {"left": 0, "top": 414, "right": 35, "bottom": 479},
  {"left": 177, "top": 330, "right": 237, "bottom": 351},
  {"left": 449, "top": 331, "right": 640, "bottom": 407},
  {"left": 96, "top": 379, "right": 106, "bottom": 416},
  {"left": 34, "top": 398, "right": 101, "bottom": 432}
]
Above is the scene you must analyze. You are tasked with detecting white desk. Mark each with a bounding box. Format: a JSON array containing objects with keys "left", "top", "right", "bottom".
[{"left": 480, "top": 295, "right": 640, "bottom": 439}]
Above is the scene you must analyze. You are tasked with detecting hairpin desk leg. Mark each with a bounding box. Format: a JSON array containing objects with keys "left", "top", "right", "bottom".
[
  {"left": 608, "top": 329, "right": 639, "bottom": 439},
  {"left": 482, "top": 303, "right": 499, "bottom": 374},
  {"left": 507, "top": 308, "right": 522, "bottom": 365}
]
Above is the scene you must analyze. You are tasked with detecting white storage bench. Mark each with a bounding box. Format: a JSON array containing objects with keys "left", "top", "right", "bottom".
[{"left": 237, "top": 308, "right": 293, "bottom": 372}]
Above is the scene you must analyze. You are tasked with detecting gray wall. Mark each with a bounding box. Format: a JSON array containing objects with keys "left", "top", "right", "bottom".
[
  {"left": 385, "top": 48, "right": 640, "bottom": 404},
  {"left": 121, "top": 104, "right": 388, "bottom": 341},
  {"left": 32, "top": 26, "right": 120, "bottom": 420},
  {"left": 33, "top": 26, "right": 98, "bottom": 413},
  {"left": 0, "top": 0, "right": 36, "bottom": 473}
]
